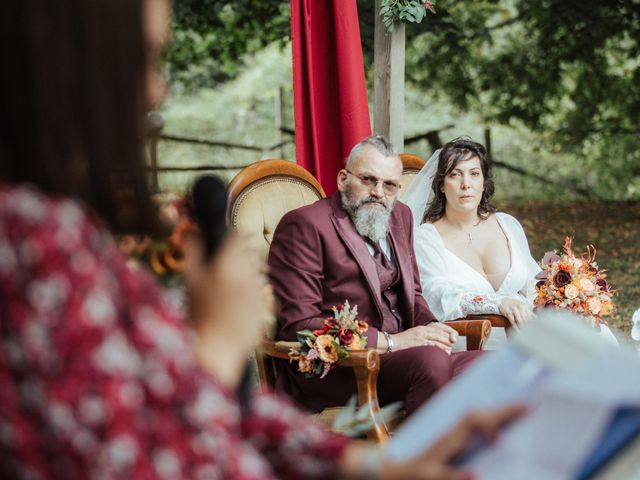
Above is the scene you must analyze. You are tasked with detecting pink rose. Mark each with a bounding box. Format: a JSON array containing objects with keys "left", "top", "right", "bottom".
[
  {"left": 579, "top": 278, "right": 595, "bottom": 292},
  {"left": 564, "top": 284, "right": 579, "bottom": 299},
  {"left": 587, "top": 297, "right": 602, "bottom": 315}
]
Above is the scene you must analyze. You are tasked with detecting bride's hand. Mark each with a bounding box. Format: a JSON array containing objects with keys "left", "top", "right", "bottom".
[
  {"left": 499, "top": 298, "right": 534, "bottom": 329},
  {"left": 391, "top": 323, "right": 458, "bottom": 354}
]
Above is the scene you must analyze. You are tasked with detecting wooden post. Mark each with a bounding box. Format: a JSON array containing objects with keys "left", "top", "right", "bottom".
[
  {"left": 374, "top": 0, "right": 405, "bottom": 152},
  {"left": 484, "top": 126, "right": 492, "bottom": 162},
  {"left": 146, "top": 111, "right": 165, "bottom": 193},
  {"left": 275, "top": 86, "right": 285, "bottom": 158}
]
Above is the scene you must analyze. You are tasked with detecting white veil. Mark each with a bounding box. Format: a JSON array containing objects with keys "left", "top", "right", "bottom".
[{"left": 400, "top": 149, "right": 441, "bottom": 227}]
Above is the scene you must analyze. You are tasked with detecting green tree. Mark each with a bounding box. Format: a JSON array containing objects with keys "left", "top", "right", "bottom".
[
  {"left": 404, "top": 0, "right": 640, "bottom": 197},
  {"left": 169, "top": 0, "right": 640, "bottom": 198},
  {"left": 169, "top": 0, "right": 290, "bottom": 89}
]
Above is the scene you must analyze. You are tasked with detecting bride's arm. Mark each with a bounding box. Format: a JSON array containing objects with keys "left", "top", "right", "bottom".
[{"left": 501, "top": 214, "right": 543, "bottom": 306}]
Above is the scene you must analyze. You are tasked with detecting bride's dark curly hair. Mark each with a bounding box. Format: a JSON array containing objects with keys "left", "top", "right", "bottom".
[{"left": 423, "top": 138, "right": 496, "bottom": 223}]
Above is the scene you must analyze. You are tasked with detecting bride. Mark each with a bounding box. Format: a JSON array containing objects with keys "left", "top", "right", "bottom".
[{"left": 401, "top": 138, "right": 541, "bottom": 349}]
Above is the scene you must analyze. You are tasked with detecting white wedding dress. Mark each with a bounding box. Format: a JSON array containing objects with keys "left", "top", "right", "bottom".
[
  {"left": 402, "top": 149, "right": 619, "bottom": 349},
  {"left": 414, "top": 212, "right": 541, "bottom": 350}
]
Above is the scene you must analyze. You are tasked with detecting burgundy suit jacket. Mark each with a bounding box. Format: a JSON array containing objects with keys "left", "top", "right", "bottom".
[{"left": 267, "top": 193, "right": 436, "bottom": 411}]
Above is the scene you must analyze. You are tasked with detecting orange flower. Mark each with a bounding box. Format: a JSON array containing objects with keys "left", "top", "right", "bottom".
[
  {"left": 356, "top": 320, "right": 368, "bottom": 333},
  {"left": 298, "top": 355, "right": 314, "bottom": 373},
  {"left": 315, "top": 335, "right": 338, "bottom": 363},
  {"left": 149, "top": 250, "right": 167, "bottom": 275},
  {"left": 600, "top": 301, "right": 614, "bottom": 316}
]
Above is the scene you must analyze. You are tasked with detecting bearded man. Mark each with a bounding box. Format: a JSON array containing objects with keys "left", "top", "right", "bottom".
[{"left": 268, "top": 135, "right": 480, "bottom": 415}]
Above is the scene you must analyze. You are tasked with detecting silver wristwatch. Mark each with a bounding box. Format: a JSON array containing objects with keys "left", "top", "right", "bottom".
[{"left": 382, "top": 331, "right": 394, "bottom": 352}]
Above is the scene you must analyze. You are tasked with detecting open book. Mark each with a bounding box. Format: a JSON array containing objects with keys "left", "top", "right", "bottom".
[{"left": 386, "top": 312, "right": 640, "bottom": 480}]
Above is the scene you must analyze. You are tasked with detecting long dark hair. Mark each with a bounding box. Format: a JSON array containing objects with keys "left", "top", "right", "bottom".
[
  {"left": 423, "top": 137, "right": 496, "bottom": 223},
  {"left": 0, "top": 0, "right": 159, "bottom": 235}
]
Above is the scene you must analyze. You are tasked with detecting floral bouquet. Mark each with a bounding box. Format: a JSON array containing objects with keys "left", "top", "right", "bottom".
[
  {"left": 534, "top": 236, "right": 615, "bottom": 327},
  {"left": 118, "top": 193, "right": 194, "bottom": 287},
  {"left": 289, "top": 301, "right": 368, "bottom": 379}
]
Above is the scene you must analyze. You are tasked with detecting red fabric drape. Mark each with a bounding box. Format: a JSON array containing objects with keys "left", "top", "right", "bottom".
[{"left": 291, "top": 0, "right": 371, "bottom": 195}]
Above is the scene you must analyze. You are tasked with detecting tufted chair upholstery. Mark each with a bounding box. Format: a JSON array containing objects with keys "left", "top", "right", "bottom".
[
  {"left": 227, "top": 159, "right": 325, "bottom": 263},
  {"left": 399, "top": 153, "right": 427, "bottom": 192}
]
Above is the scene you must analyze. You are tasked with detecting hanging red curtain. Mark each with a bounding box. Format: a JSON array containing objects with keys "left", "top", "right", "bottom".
[{"left": 290, "top": 0, "right": 371, "bottom": 196}]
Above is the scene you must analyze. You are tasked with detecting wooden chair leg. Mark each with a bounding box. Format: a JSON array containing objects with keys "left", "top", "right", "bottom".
[{"left": 344, "top": 350, "right": 389, "bottom": 442}]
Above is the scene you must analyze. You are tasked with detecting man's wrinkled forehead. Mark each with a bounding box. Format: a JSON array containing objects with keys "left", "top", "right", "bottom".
[{"left": 350, "top": 145, "right": 402, "bottom": 176}]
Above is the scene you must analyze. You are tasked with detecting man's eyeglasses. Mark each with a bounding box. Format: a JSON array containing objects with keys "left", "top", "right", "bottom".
[{"left": 346, "top": 170, "right": 401, "bottom": 195}]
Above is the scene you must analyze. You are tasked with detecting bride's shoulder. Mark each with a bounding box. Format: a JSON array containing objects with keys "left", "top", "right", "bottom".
[
  {"left": 414, "top": 221, "right": 440, "bottom": 240},
  {"left": 495, "top": 211, "right": 523, "bottom": 227},
  {"left": 494, "top": 212, "right": 528, "bottom": 238}
]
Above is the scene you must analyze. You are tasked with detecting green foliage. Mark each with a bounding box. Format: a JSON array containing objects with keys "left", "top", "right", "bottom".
[
  {"left": 379, "top": 0, "right": 435, "bottom": 33},
  {"left": 168, "top": 0, "right": 290, "bottom": 90},
  {"left": 166, "top": 0, "right": 640, "bottom": 198},
  {"left": 403, "top": 0, "right": 640, "bottom": 198}
]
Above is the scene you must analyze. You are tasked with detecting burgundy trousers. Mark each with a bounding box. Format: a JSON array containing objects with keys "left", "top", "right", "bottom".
[
  {"left": 377, "top": 347, "right": 481, "bottom": 415},
  {"left": 276, "top": 346, "right": 481, "bottom": 415}
]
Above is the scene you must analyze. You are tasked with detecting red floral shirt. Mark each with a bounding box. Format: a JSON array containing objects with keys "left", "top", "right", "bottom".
[{"left": 0, "top": 184, "right": 348, "bottom": 479}]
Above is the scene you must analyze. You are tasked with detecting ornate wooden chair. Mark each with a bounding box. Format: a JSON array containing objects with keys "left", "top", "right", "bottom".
[
  {"left": 399, "top": 153, "right": 428, "bottom": 192},
  {"left": 226, "top": 158, "right": 492, "bottom": 442}
]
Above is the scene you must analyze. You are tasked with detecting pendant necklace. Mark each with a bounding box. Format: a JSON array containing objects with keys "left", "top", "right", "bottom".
[{"left": 453, "top": 217, "right": 482, "bottom": 245}]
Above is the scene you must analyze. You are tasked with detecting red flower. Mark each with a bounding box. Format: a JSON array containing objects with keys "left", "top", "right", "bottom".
[
  {"left": 596, "top": 278, "right": 608, "bottom": 292},
  {"left": 324, "top": 318, "right": 338, "bottom": 330},
  {"left": 423, "top": 1, "right": 436, "bottom": 14},
  {"left": 338, "top": 328, "right": 354, "bottom": 345},
  {"left": 553, "top": 270, "right": 572, "bottom": 288}
]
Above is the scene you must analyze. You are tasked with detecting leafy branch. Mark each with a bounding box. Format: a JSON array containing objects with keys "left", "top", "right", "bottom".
[{"left": 379, "top": 0, "right": 437, "bottom": 33}]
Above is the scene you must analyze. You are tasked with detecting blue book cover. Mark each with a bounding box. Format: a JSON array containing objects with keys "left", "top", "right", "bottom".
[{"left": 576, "top": 407, "right": 640, "bottom": 480}]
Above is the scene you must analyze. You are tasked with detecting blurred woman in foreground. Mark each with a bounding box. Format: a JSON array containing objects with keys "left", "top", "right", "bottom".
[{"left": 0, "top": 1, "right": 523, "bottom": 478}]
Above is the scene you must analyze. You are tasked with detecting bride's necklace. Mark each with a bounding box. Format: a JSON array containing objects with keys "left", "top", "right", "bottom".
[{"left": 448, "top": 216, "right": 482, "bottom": 245}]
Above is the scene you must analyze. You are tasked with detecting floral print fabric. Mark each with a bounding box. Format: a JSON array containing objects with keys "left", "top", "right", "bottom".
[{"left": 0, "top": 184, "right": 347, "bottom": 480}]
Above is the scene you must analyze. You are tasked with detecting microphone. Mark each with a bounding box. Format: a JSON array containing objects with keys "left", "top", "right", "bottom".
[
  {"left": 189, "top": 175, "right": 254, "bottom": 413},
  {"left": 189, "top": 175, "right": 228, "bottom": 261}
]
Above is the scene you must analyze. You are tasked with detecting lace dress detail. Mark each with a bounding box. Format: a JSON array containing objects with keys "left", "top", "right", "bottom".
[{"left": 459, "top": 292, "right": 502, "bottom": 316}]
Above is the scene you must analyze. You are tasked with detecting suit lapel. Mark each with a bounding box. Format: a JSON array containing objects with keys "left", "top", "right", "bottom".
[{"left": 329, "top": 195, "right": 382, "bottom": 309}]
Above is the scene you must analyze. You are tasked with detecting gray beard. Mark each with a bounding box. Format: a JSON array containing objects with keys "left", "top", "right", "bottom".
[{"left": 341, "top": 186, "right": 393, "bottom": 243}]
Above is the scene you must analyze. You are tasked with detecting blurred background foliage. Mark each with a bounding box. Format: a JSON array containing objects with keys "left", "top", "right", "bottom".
[
  {"left": 158, "top": 0, "right": 639, "bottom": 332},
  {"left": 160, "top": 0, "right": 640, "bottom": 201}
]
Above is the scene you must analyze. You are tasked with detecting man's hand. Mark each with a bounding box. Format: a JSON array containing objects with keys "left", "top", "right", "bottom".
[{"left": 391, "top": 323, "right": 459, "bottom": 354}]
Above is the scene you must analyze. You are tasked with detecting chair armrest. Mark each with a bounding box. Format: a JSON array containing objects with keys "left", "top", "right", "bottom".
[
  {"left": 257, "top": 340, "right": 390, "bottom": 442},
  {"left": 462, "top": 314, "right": 512, "bottom": 331},
  {"left": 446, "top": 319, "right": 492, "bottom": 351}
]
